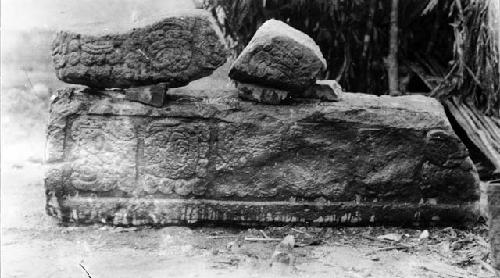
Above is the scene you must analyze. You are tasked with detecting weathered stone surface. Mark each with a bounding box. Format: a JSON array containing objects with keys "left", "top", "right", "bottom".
[
  {"left": 301, "top": 80, "right": 341, "bottom": 102},
  {"left": 236, "top": 82, "right": 290, "bottom": 104},
  {"left": 124, "top": 83, "right": 166, "bottom": 107},
  {"left": 52, "top": 10, "right": 228, "bottom": 88},
  {"left": 229, "top": 19, "right": 327, "bottom": 92},
  {"left": 45, "top": 87, "right": 480, "bottom": 226},
  {"left": 488, "top": 182, "right": 500, "bottom": 270}
]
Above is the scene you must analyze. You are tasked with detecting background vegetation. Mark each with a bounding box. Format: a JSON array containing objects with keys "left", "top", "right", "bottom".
[{"left": 205, "top": 0, "right": 499, "bottom": 115}]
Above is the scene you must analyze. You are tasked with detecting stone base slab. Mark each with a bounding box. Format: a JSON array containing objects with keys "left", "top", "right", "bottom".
[{"left": 50, "top": 197, "right": 478, "bottom": 227}]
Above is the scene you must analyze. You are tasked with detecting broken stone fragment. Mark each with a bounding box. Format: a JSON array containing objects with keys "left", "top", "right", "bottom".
[
  {"left": 301, "top": 80, "right": 342, "bottom": 102},
  {"left": 236, "top": 82, "right": 289, "bottom": 104},
  {"left": 229, "top": 19, "right": 327, "bottom": 92},
  {"left": 124, "top": 84, "right": 167, "bottom": 107},
  {"left": 52, "top": 10, "right": 228, "bottom": 88}
]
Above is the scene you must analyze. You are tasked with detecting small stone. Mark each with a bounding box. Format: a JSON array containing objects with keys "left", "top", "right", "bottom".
[
  {"left": 236, "top": 82, "right": 290, "bottom": 105},
  {"left": 124, "top": 83, "right": 167, "bottom": 107},
  {"left": 369, "top": 255, "right": 380, "bottom": 261},
  {"left": 419, "top": 230, "right": 430, "bottom": 240},
  {"left": 301, "top": 80, "right": 341, "bottom": 101},
  {"left": 280, "top": 235, "right": 295, "bottom": 249},
  {"left": 229, "top": 19, "right": 326, "bottom": 92}
]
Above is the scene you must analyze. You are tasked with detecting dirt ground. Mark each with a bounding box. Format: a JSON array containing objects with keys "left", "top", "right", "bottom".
[{"left": 1, "top": 149, "right": 497, "bottom": 278}]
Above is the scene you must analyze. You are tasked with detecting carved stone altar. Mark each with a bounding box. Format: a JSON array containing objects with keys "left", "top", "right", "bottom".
[{"left": 45, "top": 87, "right": 480, "bottom": 226}]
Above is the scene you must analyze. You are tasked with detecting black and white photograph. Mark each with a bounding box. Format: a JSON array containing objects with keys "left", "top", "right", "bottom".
[{"left": 1, "top": 0, "right": 500, "bottom": 277}]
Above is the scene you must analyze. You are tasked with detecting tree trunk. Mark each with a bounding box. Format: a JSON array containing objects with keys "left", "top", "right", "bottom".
[
  {"left": 362, "top": 0, "right": 377, "bottom": 93},
  {"left": 362, "top": 0, "right": 377, "bottom": 60},
  {"left": 388, "top": 0, "right": 400, "bottom": 96}
]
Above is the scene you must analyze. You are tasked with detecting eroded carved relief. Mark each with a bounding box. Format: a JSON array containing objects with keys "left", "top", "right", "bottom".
[
  {"left": 138, "top": 119, "right": 210, "bottom": 196},
  {"left": 68, "top": 116, "right": 137, "bottom": 192},
  {"left": 44, "top": 88, "right": 481, "bottom": 226},
  {"left": 52, "top": 12, "right": 228, "bottom": 88}
]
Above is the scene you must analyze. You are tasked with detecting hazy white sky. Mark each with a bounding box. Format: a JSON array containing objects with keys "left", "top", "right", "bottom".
[{"left": 1, "top": 0, "right": 196, "bottom": 31}]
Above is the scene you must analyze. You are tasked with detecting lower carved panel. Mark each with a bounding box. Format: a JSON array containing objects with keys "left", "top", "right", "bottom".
[{"left": 55, "top": 197, "right": 478, "bottom": 228}]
